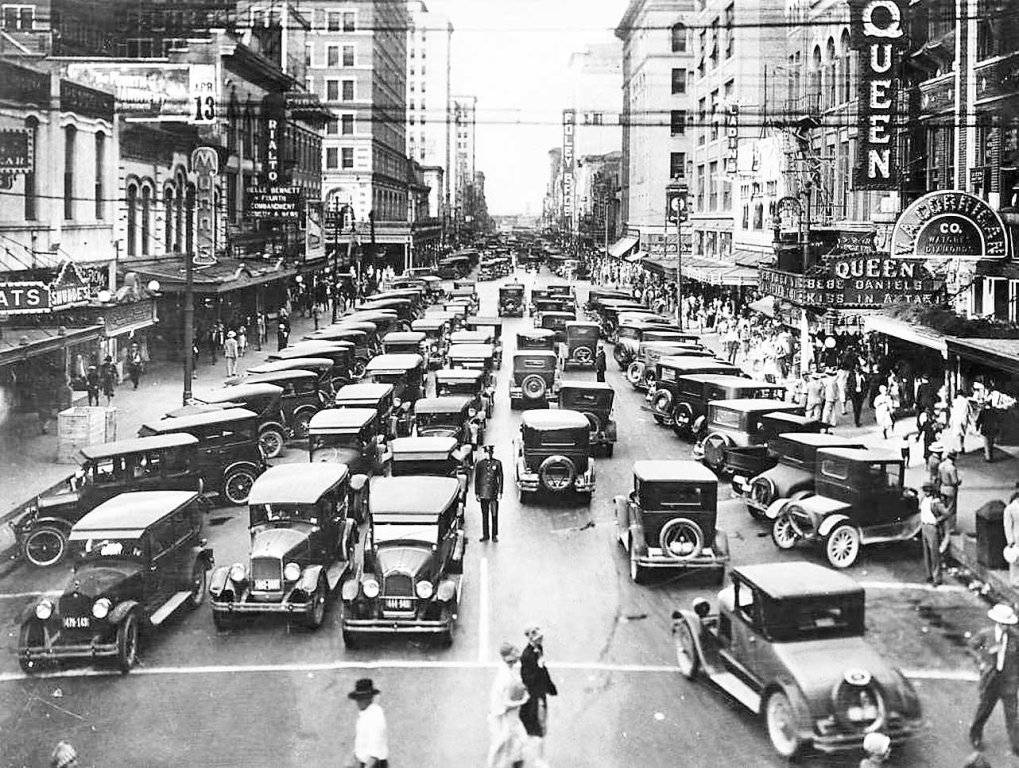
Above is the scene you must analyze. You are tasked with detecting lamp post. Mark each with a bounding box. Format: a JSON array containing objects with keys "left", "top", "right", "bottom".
[{"left": 665, "top": 177, "right": 689, "bottom": 330}]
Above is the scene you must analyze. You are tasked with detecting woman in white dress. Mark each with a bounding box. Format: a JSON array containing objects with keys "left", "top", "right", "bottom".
[{"left": 488, "top": 644, "right": 529, "bottom": 768}]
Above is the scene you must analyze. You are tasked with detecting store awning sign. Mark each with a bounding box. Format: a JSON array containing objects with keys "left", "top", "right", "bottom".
[
  {"left": 890, "top": 190, "right": 1008, "bottom": 260},
  {"left": 0, "top": 282, "right": 48, "bottom": 313},
  {"left": 0, "top": 129, "right": 33, "bottom": 174}
]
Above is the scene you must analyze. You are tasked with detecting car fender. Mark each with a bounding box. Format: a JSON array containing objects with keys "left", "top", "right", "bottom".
[
  {"left": 673, "top": 608, "right": 706, "bottom": 663},
  {"left": 762, "top": 678, "right": 813, "bottom": 732},
  {"left": 261, "top": 419, "right": 287, "bottom": 435},
  {"left": 296, "top": 564, "right": 325, "bottom": 594},
  {"left": 818, "top": 514, "right": 852, "bottom": 538},
  {"left": 21, "top": 515, "right": 73, "bottom": 535},
  {"left": 209, "top": 565, "right": 232, "bottom": 597},
  {"left": 627, "top": 513, "right": 648, "bottom": 555},
  {"left": 108, "top": 600, "right": 140, "bottom": 626},
  {"left": 223, "top": 459, "right": 260, "bottom": 477},
  {"left": 765, "top": 497, "right": 794, "bottom": 520},
  {"left": 603, "top": 420, "right": 617, "bottom": 442}
]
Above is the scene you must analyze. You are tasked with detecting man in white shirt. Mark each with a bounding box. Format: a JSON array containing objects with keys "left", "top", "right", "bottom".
[
  {"left": 918, "top": 484, "right": 949, "bottom": 586},
  {"left": 347, "top": 678, "right": 388, "bottom": 768}
]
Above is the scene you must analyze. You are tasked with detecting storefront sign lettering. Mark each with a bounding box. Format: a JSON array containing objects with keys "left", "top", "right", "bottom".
[
  {"left": 0, "top": 129, "right": 33, "bottom": 174},
  {"left": 562, "top": 110, "right": 576, "bottom": 226},
  {"left": 59, "top": 79, "right": 115, "bottom": 122},
  {"left": 836, "top": 230, "right": 876, "bottom": 253},
  {"left": 0, "top": 60, "right": 49, "bottom": 107},
  {"left": 0, "top": 282, "right": 48, "bottom": 313},
  {"left": 762, "top": 258, "right": 943, "bottom": 309},
  {"left": 261, "top": 92, "right": 287, "bottom": 188},
  {"left": 246, "top": 187, "right": 303, "bottom": 221},
  {"left": 61, "top": 63, "right": 190, "bottom": 120},
  {"left": 850, "top": 0, "right": 908, "bottom": 190},
  {"left": 890, "top": 190, "right": 1009, "bottom": 260},
  {"left": 190, "top": 147, "right": 219, "bottom": 265},
  {"left": 188, "top": 64, "right": 218, "bottom": 125}
]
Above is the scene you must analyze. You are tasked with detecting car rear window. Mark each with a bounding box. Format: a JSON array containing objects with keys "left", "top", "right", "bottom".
[
  {"left": 617, "top": 328, "right": 639, "bottom": 340},
  {"left": 639, "top": 482, "right": 705, "bottom": 509},
  {"left": 820, "top": 459, "right": 849, "bottom": 480},
  {"left": 767, "top": 596, "right": 865, "bottom": 641}
]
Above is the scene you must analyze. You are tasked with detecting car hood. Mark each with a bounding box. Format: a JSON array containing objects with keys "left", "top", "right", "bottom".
[
  {"left": 754, "top": 461, "right": 811, "bottom": 493},
  {"left": 789, "top": 494, "right": 852, "bottom": 518},
  {"left": 38, "top": 488, "right": 80, "bottom": 509},
  {"left": 312, "top": 446, "right": 362, "bottom": 467},
  {"left": 251, "top": 528, "right": 308, "bottom": 560},
  {"left": 66, "top": 564, "right": 141, "bottom": 599},
  {"left": 375, "top": 541, "right": 435, "bottom": 578}
]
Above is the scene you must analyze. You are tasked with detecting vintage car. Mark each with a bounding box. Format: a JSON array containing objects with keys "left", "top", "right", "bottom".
[
  {"left": 363, "top": 353, "right": 426, "bottom": 406},
  {"left": 209, "top": 464, "right": 359, "bottom": 630},
  {"left": 645, "top": 356, "right": 743, "bottom": 426},
  {"left": 382, "top": 330, "right": 428, "bottom": 356},
  {"left": 558, "top": 381, "right": 616, "bottom": 456},
  {"left": 303, "top": 328, "right": 373, "bottom": 374},
  {"left": 271, "top": 340, "right": 356, "bottom": 379},
  {"left": 614, "top": 460, "right": 729, "bottom": 584},
  {"left": 510, "top": 351, "right": 560, "bottom": 409},
  {"left": 717, "top": 409, "right": 828, "bottom": 481},
  {"left": 741, "top": 433, "right": 866, "bottom": 519},
  {"left": 334, "top": 382, "right": 411, "bottom": 439},
  {"left": 626, "top": 341, "right": 714, "bottom": 391},
  {"left": 414, "top": 396, "right": 484, "bottom": 447},
  {"left": 226, "top": 370, "right": 327, "bottom": 440},
  {"left": 340, "top": 475, "right": 466, "bottom": 645},
  {"left": 342, "top": 309, "right": 403, "bottom": 337},
  {"left": 671, "top": 562, "right": 924, "bottom": 757},
  {"left": 614, "top": 321, "right": 697, "bottom": 367},
  {"left": 516, "top": 327, "right": 557, "bottom": 351},
  {"left": 462, "top": 318, "right": 503, "bottom": 364},
  {"left": 449, "top": 286, "right": 479, "bottom": 313},
  {"left": 446, "top": 343, "right": 496, "bottom": 388},
  {"left": 696, "top": 399, "right": 802, "bottom": 473},
  {"left": 10, "top": 435, "right": 201, "bottom": 568},
  {"left": 595, "top": 299, "right": 652, "bottom": 339},
  {"left": 769, "top": 448, "right": 920, "bottom": 568},
  {"left": 668, "top": 374, "right": 786, "bottom": 439},
  {"left": 245, "top": 357, "right": 345, "bottom": 395},
  {"left": 546, "top": 282, "right": 574, "bottom": 299},
  {"left": 515, "top": 410, "right": 595, "bottom": 499},
  {"left": 536, "top": 310, "right": 575, "bottom": 342},
  {"left": 171, "top": 382, "right": 288, "bottom": 459},
  {"left": 437, "top": 254, "right": 470, "bottom": 279},
  {"left": 562, "top": 321, "right": 601, "bottom": 369},
  {"left": 138, "top": 408, "right": 267, "bottom": 505},
  {"left": 435, "top": 368, "right": 492, "bottom": 420},
  {"left": 18, "top": 490, "right": 213, "bottom": 674},
  {"left": 360, "top": 297, "right": 417, "bottom": 324},
  {"left": 389, "top": 436, "right": 472, "bottom": 483},
  {"left": 499, "top": 284, "right": 526, "bottom": 316},
  {"left": 308, "top": 408, "right": 390, "bottom": 475},
  {"left": 411, "top": 316, "right": 450, "bottom": 368}
]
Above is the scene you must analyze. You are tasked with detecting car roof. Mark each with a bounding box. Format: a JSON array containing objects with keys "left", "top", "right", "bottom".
[
  {"left": 816, "top": 446, "right": 903, "bottom": 462},
  {"left": 762, "top": 411, "right": 818, "bottom": 426},
  {"left": 383, "top": 331, "right": 426, "bottom": 342},
  {"left": 559, "top": 380, "right": 613, "bottom": 393},
  {"left": 142, "top": 407, "right": 258, "bottom": 432},
  {"left": 308, "top": 328, "right": 365, "bottom": 340},
  {"left": 248, "top": 463, "right": 350, "bottom": 505},
  {"left": 412, "top": 318, "right": 447, "bottom": 329},
  {"left": 79, "top": 433, "right": 199, "bottom": 460},
  {"left": 660, "top": 355, "right": 736, "bottom": 370},
  {"left": 517, "top": 328, "right": 556, "bottom": 338},
  {"left": 565, "top": 320, "right": 600, "bottom": 329},
  {"left": 237, "top": 371, "right": 317, "bottom": 385},
  {"left": 72, "top": 490, "right": 199, "bottom": 536},
  {"left": 521, "top": 409, "right": 590, "bottom": 431},
  {"left": 778, "top": 432, "right": 867, "bottom": 448},
  {"left": 709, "top": 398, "right": 797, "bottom": 412},
  {"left": 335, "top": 383, "right": 393, "bottom": 400},
  {"left": 680, "top": 374, "right": 773, "bottom": 387},
  {"left": 450, "top": 331, "right": 492, "bottom": 343},
  {"left": 247, "top": 358, "right": 334, "bottom": 374},
  {"left": 514, "top": 350, "right": 558, "bottom": 360},
  {"left": 364, "top": 353, "right": 424, "bottom": 372},
  {"left": 283, "top": 341, "right": 350, "bottom": 353},
  {"left": 434, "top": 367, "right": 483, "bottom": 381},
  {"left": 198, "top": 383, "right": 283, "bottom": 403},
  {"left": 539, "top": 311, "right": 575, "bottom": 317},
  {"left": 309, "top": 408, "right": 376, "bottom": 430},
  {"left": 448, "top": 343, "right": 494, "bottom": 357},
  {"left": 468, "top": 315, "right": 502, "bottom": 326},
  {"left": 369, "top": 476, "right": 461, "bottom": 516},
  {"left": 391, "top": 436, "right": 458, "bottom": 454},
  {"left": 734, "top": 562, "right": 863, "bottom": 600},
  {"left": 633, "top": 459, "right": 717, "bottom": 484},
  {"left": 414, "top": 395, "right": 474, "bottom": 413},
  {"left": 344, "top": 310, "right": 398, "bottom": 320}
]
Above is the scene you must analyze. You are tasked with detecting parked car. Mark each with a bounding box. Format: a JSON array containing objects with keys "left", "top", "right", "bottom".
[
  {"left": 138, "top": 408, "right": 268, "bottom": 505},
  {"left": 461, "top": 318, "right": 503, "bottom": 365},
  {"left": 340, "top": 475, "right": 466, "bottom": 646},
  {"left": 170, "top": 382, "right": 288, "bottom": 459},
  {"left": 585, "top": 288, "right": 633, "bottom": 317},
  {"left": 382, "top": 330, "right": 428, "bottom": 356},
  {"left": 614, "top": 321, "right": 698, "bottom": 368},
  {"left": 645, "top": 356, "right": 744, "bottom": 426},
  {"left": 17, "top": 490, "right": 213, "bottom": 674},
  {"left": 499, "top": 284, "right": 526, "bottom": 316},
  {"left": 414, "top": 396, "right": 484, "bottom": 447},
  {"left": 595, "top": 299, "right": 651, "bottom": 340},
  {"left": 668, "top": 374, "right": 786, "bottom": 440},
  {"left": 614, "top": 460, "right": 729, "bottom": 584},
  {"left": 696, "top": 399, "right": 802, "bottom": 473},
  {"left": 671, "top": 562, "right": 923, "bottom": 757},
  {"left": 561, "top": 321, "right": 601, "bottom": 369},
  {"left": 245, "top": 357, "right": 346, "bottom": 395},
  {"left": 741, "top": 433, "right": 866, "bottom": 519},
  {"left": 308, "top": 408, "right": 390, "bottom": 475},
  {"left": 516, "top": 327, "right": 557, "bottom": 351},
  {"left": 770, "top": 448, "right": 920, "bottom": 568},
  {"left": 514, "top": 410, "right": 595, "bottom": 499},
  {"left": 626, "top": 342, "right": 715, "bottom": 391},
  {"left": 359, "top": 298, "right": 416, "bottom": 326},
  {"left": 449, "top": 286, "right": 479, "bottom": 314},
  {"left": 717, "top": 409, "right": 828, "bottom": 480},
  {"left": 411, "top": 317, "right": 450, "bottom": 368},
  {"left": 303, "top": 328, "right": 373, "bottom": 375},
  {"left": 435, "top": 367, "right": 492, "bottom": 420},
  {"left": 10, "top": 435, "right": 201, "bottom": 568},
  {"left": 558, "top": 381, "right": 616, "bottom": 456},
  {"left": 209, "top": 464, "right": 359, "bottom": 630},
  {"left": 270, "top": 340, "right": 356, "bottom": 381},
  {"left": 227, "top": 370, "right": 327, "bottom": 440},
  {"left": 363, "top": 353, "right": 426, "bottom": 407},
  {"left": 510, "top": 351, "right": 559, "bottom": 409}
]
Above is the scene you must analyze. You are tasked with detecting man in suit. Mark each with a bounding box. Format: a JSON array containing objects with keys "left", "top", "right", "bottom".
[
  {"left": 474, "top": 444, "right": 503, "bottom": 542},
  {"left": 969, "top": 603, "right": 1019, "bottom": 754},
  {"left": 938, "top": 448, "right": 962, "bottom": 535},
  {"left": 919, "top": 484, "right": 949, "bottom": 586},
  {"left": 594, "top": 344, "right": 607, "bottom": 383}
]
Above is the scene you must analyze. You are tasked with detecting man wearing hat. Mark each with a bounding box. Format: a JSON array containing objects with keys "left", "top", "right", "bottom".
[
  {"left": 474, "top": 445, "right": 504, "bottom": 542},
  {"left": 919, "top": 483, "right": 949, "bottom": 586},
  {"left": 969, "top": 604, "right": 1019, "bottom": 755},
  {"left": 927, "top": 442, "right": 944, "bottom": 489},
  {"left": 224, "top": 330, "right": 239, "bottom": 378},
  {"left": 347, "top": 678, "right": 388, "bottom": 768},
  {"left": 938, "top": 448, "right": 962, "bottom": 535}
]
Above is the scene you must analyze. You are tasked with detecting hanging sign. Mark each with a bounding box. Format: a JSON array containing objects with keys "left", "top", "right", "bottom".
[
  {"left": 890, "top": 190, "right": 1009, "bottom": 260},
  {"left": 562, "top": 109, "right": 576, "bottom": 227},
  {"left": 0, "top": 129, "right": 33, "bottom": 174},
  {"left": 190, "top": 146, "right": 220, "bottom": 265},
  {"left": 188, "top": 64, "right": 218, "bottom": 125}
]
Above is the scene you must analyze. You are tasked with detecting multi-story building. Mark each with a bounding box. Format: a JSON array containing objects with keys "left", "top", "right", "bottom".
[
  {"left": 406, "top": 0, "right": 453, "bottom": 221},
  {"left": 542, "top": 147, "right": 563, "bottom": 230},
  {"left": 615, "top": 0, "right": 694, "bottom": 264},
  {"left": 452, "top": 95, "right": 476, "bottom": 228},
  {"left": 576, "top": 151, "right": 623, "bottom": 247}
]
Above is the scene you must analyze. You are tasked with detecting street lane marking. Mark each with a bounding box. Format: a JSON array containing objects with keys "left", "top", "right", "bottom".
[
  {"left": 0, "top": 660, "right": 978, "bottom": 684},
  {"left": 859, "top": 581, "right": 969, "bottom": 594},
  {"left": 0, "top": 590, "right": 61, "bottom": 600},
  {"left": 477, "top": 555, "right": 489, "bottom": 663}
]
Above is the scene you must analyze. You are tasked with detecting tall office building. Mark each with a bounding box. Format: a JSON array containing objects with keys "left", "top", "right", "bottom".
[{"left": 452, "top": 95, "right": 477, "bottom": 226}]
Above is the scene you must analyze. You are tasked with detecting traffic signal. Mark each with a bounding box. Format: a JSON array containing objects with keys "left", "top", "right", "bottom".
[{"left": 666, "top": 183, "right": 689, "bottom": 225}]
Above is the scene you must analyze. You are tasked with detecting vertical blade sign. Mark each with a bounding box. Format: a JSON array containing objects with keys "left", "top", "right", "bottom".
[{"left": 850, "top": 0, "right": 908, "bottom": 190}]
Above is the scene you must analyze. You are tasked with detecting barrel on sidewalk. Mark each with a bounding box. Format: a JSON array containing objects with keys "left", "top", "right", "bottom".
[{"left": 975, "top": 499, "right": 1008, "bottom": 570}]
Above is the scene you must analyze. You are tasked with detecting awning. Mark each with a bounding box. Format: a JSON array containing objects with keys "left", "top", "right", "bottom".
[
  {"left": 641, "top": 256, "right": 676, "bottom": 277},
  {"left": 607, "top": 235, "right": 639, "bottom": 259},
  {"left": 0, "top": 324, "right": 104, "bottom": 367},
  {"left": 947, "top": 338, "right": 1019, "bottom": 378},
  {"left": 623, "top": 250, "right": 645, "bottom": 264},
  {"left": 125, "top": 257, "right": 297, "bottom": 295},
  {"left": 749, "top": 296, "right": 778, "bottom": 317},
  {"left": 863, "top": 315, "right": 951, "bottom": 356}
]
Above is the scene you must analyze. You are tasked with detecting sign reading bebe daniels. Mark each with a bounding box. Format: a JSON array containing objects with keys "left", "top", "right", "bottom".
[
  {"left": 890, "top": 190, "right": 1009, "bottom": 260},
  {"left": 850, "top": 0, "right": 908, "bottom": 190}
]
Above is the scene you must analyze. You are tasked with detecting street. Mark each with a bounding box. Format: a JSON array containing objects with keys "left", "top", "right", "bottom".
[{"left": 0, "top": 272, "right": 998, "bottom": 768}]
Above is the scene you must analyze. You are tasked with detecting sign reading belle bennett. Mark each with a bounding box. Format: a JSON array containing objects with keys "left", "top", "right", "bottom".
[{"left": 891, "top": 190, "right": 1008, "bottom": 260}]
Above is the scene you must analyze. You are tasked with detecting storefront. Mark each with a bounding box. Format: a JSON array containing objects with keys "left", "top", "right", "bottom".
[{"left": 948, "top": 338, "right": 1019, "bottom": 442}]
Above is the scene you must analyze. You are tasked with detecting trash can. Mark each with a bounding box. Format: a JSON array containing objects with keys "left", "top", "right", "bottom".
[{"left": 975, "top": 499, "right": 1007, "bottom": 570}]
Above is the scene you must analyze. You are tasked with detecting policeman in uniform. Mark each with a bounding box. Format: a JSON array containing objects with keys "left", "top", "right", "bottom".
[{"left": 474, "top": 444, "right": 504, "bottom": 542}]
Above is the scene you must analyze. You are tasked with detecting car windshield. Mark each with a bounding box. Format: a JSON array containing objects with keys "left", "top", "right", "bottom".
[
  {"left": 76, "top": 537, "right": 145, "bottom": 563},
  {"left": 310, "top": 433, "right": 363, "bottom": 451},
  {"left": 416, "top": 412, "right": 461, "bottom": 429},
  {"left": 250, "top": 503, "right": 319, "bottom": 525},
  {"left": 391, "top": 457, "right": 454, "bottom": 476},
  {"left": 368, "top": 372, "right": 407, "bottom": 385},
  {"left": 639, "top": 482, "right": 705, "bottom": 509},
  {"left": 766, "top": 595, "right": 865, "bottom": 641},
  {"left": 569, "top": 327, "right": 599, "bottom": 340},
  {"left": 711, "top": 409, "right": 741, "bottom": 428}
]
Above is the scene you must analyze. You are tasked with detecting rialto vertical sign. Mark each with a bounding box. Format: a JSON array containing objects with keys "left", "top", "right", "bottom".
[
  {"left": 850, "top": 0, "right": 908, "bottom": 190},
  {"left": 562, "top": 109, "right": 576, "bottom": 229}
]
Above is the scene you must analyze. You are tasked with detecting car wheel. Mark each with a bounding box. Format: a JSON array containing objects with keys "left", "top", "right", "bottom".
[
  {"left": 292, "top": 411, "right": 313, "bottom": 440},
  {"left": 23, "top": 525, "right": 68, "bottom": 568},
  {"left": 301, "top": 578, "right": 328, "bottom": 630},
  {"left": 673, "top": 618, "right": 700, "bottom": 680},
  {"left": 351, "top": 359, "right": 367, "bottom": 379},
  {"left": 625, "top": 362, "right": 642, "bottom": 385},
  {"left": 18, "top": 623, "right": 43, "bottom": 674},
  {"left": 765, "top": 690, "right": 806, "bottom": 759},
  {"left": 521, "top": 374, "right": 547, "bottom": 400},
  {"left": 258, "top": 427, "right": 286, "bottom": 459},
  {"left": 629, "top": 539, "right": 649, "bottom": 584},
  {"left": 825, "top": 525, "right": 861, "bottom": 569},
  {"left": 702, "top": 434, "right": 729, "bottom": 471},
  {"left": 342, "top": 629, "right": 359, "bottom": 648},
  {"left": 771, "top": 514, "right": 799, "bottom": 550},
  {"left": 187, "top": 562, "right": 207, "bottom": 609},
  {"left": 222, "top": 468, "right": 257, "bottom": 505},
  {"left": 115, "top": 612, "right": 139, "bottom": 674}
]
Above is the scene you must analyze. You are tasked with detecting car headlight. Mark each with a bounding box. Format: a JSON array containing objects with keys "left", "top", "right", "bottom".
[
  {"left": 436, "top": 580, "right": 456, "bottom": 602},
  {"left": 283, "top": 562, "right": 301, "bottom": 582},
  {"left": 92, "top": 597, "right": 111, "bottom": 619},
  {"left": 415, "top": 580, "right": 434, "bottom": 599},
  {"left": 341, "top": 579, "right": 360, "bottom": 601},
  {"left": 35, "top": 599, "right": 53, "bottom": 620},
  {"left": 229, "top": 563, "right": 246, "bottom": 582},
  {"left": 468, "top": 407, "right": 478, "bottom": 418},
  {"left": 362, "top": 578, "right": 380, "bottom": 598},
  {"left": 393, "top": 397, "right": 402, "bottom": 409}
]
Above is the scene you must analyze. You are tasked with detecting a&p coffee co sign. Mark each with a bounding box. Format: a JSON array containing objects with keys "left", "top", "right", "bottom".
[{"left": 890, "top": 190, "right": 1009, "bottom": 260}]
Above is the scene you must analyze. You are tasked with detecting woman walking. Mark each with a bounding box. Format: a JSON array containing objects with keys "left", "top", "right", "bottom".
[
  {"left": 520, "top": 625, "right": 557, "bottom": 763},
  {"left": 99, "top": 356, "right": 117, "bottom": 406},
  {"left": 488, "top": 643, "right": 528, "bottom": 768},
  {"left": 874, "top": 384, "right": 895, "bottom": 440}
]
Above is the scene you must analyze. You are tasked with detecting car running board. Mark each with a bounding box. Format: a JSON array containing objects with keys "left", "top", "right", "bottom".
[
  {"left": 708, "top": 670, "right": 762, "bottom": 713},
  {"left": 326, "top": 562, "right": 347, "bottom": 591},
  {"left": 150, "top": 591, "right": 192, "bottom": 626}
]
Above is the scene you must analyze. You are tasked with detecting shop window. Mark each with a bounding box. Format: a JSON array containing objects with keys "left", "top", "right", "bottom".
[
  {"left": 94, "top": 133, "right": 105, "bottom": 220},
  {"left": 126, "top": 184, "right": 138, "bottom": 257}
]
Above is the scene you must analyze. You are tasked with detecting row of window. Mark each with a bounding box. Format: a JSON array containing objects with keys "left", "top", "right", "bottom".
[
  {"left": 20, "top": 121, "right": 107, "bottom": 223},
  {"left": 694, "top": 80, "right": 735, "bottom": 145},
  {"left": 323, "top": 79, "right": 357, "bottom": 102},
  {"left": 693, "top": 4, "right": 735, "bottom": 78},
  {"left": 2, "top": 4, "right": 33, "bottom": 31},
  {"left": 693, "top": 230, "right": 733, "bottom": 260},
  {"left": 325, "top": 147, "right": 356, "bottom": 170}
]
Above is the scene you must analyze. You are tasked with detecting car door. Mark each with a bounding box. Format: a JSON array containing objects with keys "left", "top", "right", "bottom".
[{"left": 720, "top": 580, "right": 766, "bottom": 689}]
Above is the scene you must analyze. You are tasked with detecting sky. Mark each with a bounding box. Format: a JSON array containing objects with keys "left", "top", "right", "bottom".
[{"left": 428, "top": 0, "right": 628, "bottom": 217}]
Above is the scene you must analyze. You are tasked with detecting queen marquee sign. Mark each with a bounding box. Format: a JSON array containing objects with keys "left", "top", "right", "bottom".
[{"left": 890, "top": 190, "right": 1009, "bottom": 260}]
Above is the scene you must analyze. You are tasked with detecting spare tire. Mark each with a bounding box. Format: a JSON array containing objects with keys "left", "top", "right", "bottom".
[
  {"left": 659, "top": 517, "right": 704, "bottom": 561},
  {"left": 538, "top": 455, "right": 576, "bottom": 492},
  {"left": 521, "top": 374, "right": 547, "bottom": 400},
  {"left": 831, "top": 671, "right": 886, "bottom": 733},
  {"left": 582, "top": 411, "right": 601, "bottom": 432},
  {"left": 702, "top": 434, "right": 729, "bottom": 471},
  {"left": 651, "top": 390, "right": 673, "bottom": 414},
  {"left": 572, "top": 346, "right": 594, "bottom": 365},
  {"left": 626, "top": 362, "right": 643, "bottom": 384}
]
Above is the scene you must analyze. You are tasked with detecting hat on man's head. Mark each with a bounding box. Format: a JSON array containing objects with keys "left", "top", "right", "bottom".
[
  {"left": 348, "top": 678, "right": 381, "bottom": 700},
  {"left": 988, "top": 603, "right": 1019, "bottom": 625},
  {"left": 484, "top": 444, "right": 495, "bottom": 453},
  {"left": 929, "top": 442, "right": 944, "bottom": 453},
  {"left": 227, "top": 331, "right": 236, "bottom": 338},
  {"left": 863, "top": 732, "right": 891, "bottom": 757}
]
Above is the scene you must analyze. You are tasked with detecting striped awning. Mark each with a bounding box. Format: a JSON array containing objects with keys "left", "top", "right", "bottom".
[{"left": 607, "top": 235, "right": 639, "bottom": 259}]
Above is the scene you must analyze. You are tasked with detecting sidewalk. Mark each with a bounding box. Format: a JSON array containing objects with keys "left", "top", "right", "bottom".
[{"left": 0, "top": 311, "right": 323, "bottom": 565}]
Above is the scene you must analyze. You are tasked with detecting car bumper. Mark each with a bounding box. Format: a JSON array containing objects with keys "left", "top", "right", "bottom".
[
  {"left": 211, "top": 598, "right": 314, "bottom": 616},
  {"left": 20, "top": 638, "right": 119, "bottom": 662},
  {"left": 812, "top": 722, "right": 923, "bottom": 753},
  {"left": 517, "top": 472, "right": 595, "bottom": 493},
  {"left": 509, "top": 387, "right": 556, "bottom": 402},
  {"left": 341, "top": 616, "right": 454, "bottom": 634},
  {"left": 633, "top": 547, "right": 727, "bottom": 569}
]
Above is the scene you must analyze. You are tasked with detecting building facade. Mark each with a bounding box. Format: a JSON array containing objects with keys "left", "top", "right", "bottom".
[{"left": 452, "top": 95, "right": 476, "bottom": 229}]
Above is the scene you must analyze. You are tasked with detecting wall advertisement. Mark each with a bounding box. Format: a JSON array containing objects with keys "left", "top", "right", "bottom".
[
  {"left": 890, "top": 190, "right": 1009, "bottom": 260},
  {"left": 562, "top": 110, "right": 576, "bottom": 228}
]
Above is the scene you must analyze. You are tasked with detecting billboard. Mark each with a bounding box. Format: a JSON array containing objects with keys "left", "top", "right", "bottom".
[
  {"left": 562, "top": 109, "right": 576, "bottom": 228},
  {"left": 890, "top": 190, "right": 1009, "bottom": 260}
]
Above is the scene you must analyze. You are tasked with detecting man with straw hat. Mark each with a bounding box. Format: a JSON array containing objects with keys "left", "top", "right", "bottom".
[
  {"left": 346, "top": 678, "right": 388, "bottom": 768},
  {"left": 969, "top": 604, "right": 1019, "bottom": 755}
]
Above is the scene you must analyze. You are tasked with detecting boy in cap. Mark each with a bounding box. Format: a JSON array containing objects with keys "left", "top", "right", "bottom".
[
  {"left": 969, "top": 604, "right": 1019, "bottom": 755},
  {"left": 347, "top": 678, "right": 388, "bottom": 768}
]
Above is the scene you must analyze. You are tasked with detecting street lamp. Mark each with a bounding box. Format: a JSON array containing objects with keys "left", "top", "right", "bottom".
[{"left": 666, "top": 177, "right": 689, "bottom": 330}]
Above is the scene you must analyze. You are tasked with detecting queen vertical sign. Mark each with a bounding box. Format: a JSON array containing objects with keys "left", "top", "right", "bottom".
[{"left": 851, "top": 0, "right": 909, "bottom": 190}]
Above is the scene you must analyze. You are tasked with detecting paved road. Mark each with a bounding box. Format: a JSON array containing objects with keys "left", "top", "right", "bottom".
[{"left": 0, "top": 272, "right": 1000, "bottom": 767}]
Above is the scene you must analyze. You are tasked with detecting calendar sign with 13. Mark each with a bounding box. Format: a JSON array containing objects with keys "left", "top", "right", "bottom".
[{"left": 188, "top": 64, "right": 219, "bottom": 125}]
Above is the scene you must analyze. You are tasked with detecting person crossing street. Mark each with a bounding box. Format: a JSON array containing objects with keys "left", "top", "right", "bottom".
[
  {"left": 969, "top": 604, "right": 1019, "bottom": 756},
  {"left": 346, "top": 678, "right": 389, "bottom": 768},
  {"left": 474, "top": 444, "right": 504, "bottom": 542}
]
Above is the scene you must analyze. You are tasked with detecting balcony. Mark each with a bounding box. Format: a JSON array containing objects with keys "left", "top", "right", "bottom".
[
  {"left": 780, "top": 94, "right": 822, "bottom": 132},
  {"left": 918, "top": 72, "right": 956, "bottom": 115},
  {"left": 975, "top": 51, "right": 1019, "bottom": 105}
]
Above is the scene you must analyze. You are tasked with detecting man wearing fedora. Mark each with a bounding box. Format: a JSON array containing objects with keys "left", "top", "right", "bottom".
[
  {"left": 969, "top": 604, "right": 1019, "bottom": 755},
  {"left": 347, "top": 678, "right": 388, "bottom": 768},
  {"left": 938, "top": 447, "right": 962, "bottom": 536},
  {"left": 474, "top": 444, "right": 504, "bottom": 542}
]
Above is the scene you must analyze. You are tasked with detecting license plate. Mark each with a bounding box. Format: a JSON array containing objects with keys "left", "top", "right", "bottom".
[
  {"left": 254, "top": 578, "right": 281, "bottom": 591},
  {"left": 63, "top": 616, "right": 90, "bottom": 629},
  {"left": 384, "top": 598, "right": 414, "bottom": 611}
]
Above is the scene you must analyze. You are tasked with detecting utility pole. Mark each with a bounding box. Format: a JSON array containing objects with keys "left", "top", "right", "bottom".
[
  {"left": 183, "top": 246, "right": 194, "bottom": 403},
  {"left": 331, "top": 200, "right": 341, "bottom": 322},
  {"left": 666, "top": 178, "right": 689, "bottom": 331}
]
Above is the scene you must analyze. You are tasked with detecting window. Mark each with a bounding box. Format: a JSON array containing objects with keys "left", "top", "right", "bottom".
[
  {"left": 841, "top": 31, "right": 852, "bottom": 104},
  {"left": 63, "top": 126, "right": 76, "bottom": 220},
  {"left": 93, "top": 132, "right": 105, "bottom": 219},
  {"left": 327, "top": 45, "right": 339, "bottom": 67},
  {"left": 342, "top": 80, "right": 354, "bottom": 101},
  {"left": 826, "top": 37, "right": 837, "bottom": 109},
  {"left": 710, "top": 90, "right": 719, "bottom": 140},
  {"left": 341, "top": 147, "right": 354, "bottom": 169},
  {"left": 326, "top": 147, "right": 339, "bottom": 169},
  {"left": 164, "top": 187, "right": 175, "bottom": 252},
  {"left": 722, "top": 178, "right": 731, "bottom": 211},
  {"left": 671, "top": 22, "right": 686, "bottom": 52},
  {"left": 671, "top": 68, "right": 686, "bottom": 94},
  {"left": 670, "top": 152, "right": 686, "bottom": 179},
  {"left": 140, "top": 186, "right": 151, "bottom": 256},
  {"left": 670, "top": 110, "right": 686, "bottom": 135},
  {"left": 342, "top": 45, "right": 355, "bottom": 66},
  {"left": 708, "top": 161, "right": 718, "bottom": 210},
  {"left": 327, "top": 11, "right": 340, "bottom": 30},
  {"left": 724, "top": 4, "right": 734, "bottom": 58},
  {"left": 126, "top": 184, "right": 137, "bottom": 256},
  {"left": 697, "top": 98, "right": 706, "bottom": 145},
  {"left": 342, "top": 11, "right": 355, "bottom": 31},
  {"left": 327, "top": 118, "right": 338, "bottom": 135},
  {"left": 339, "top": 114, "right": 354, "bottom": 135},
  {"left": 326, "top": 79, "right": 339, "bottom": 101},
  {"left": 2, "top": 4, "right": 34, "bottom": 30},
  {"left": 304, "top": 43, "right": 312, "bottom": 67}
]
